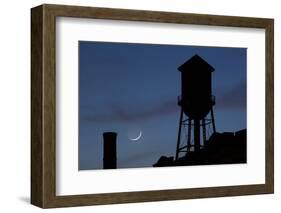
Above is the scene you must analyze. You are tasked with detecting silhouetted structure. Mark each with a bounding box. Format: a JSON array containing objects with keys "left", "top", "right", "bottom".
[
  {"left": 103, "top": 132, "right": 117, "bottom": 169},
  {"left": 154, "top": 129, "right": 246, "bottom": 167},
  {"left": 176, "top": 54, "right": 216, "bottom": 160}
]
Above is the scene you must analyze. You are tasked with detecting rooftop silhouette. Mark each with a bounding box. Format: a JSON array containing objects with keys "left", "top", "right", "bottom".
[{"left": 154, "top": 129, "right": 246, "bottom": 167}]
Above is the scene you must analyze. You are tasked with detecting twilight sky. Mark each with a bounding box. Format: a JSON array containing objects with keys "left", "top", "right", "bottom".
[{"left": 78, "top": 41, "right": 246, "bottom": 170}]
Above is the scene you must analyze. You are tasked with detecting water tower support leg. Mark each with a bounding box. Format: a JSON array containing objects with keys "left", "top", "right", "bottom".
[
  {"left": 175, "top": 108, "right": 184, "bottom": 160},
  {"left": 194, "top": 119, "right": 200, "bottom": 152},
  {"left": 187, "top": 119, "right": 191, "bottom": 151},
  {"left": 202, "top": 118, "right": 206, "bottom": 147},
  {"left": 211, "top": 107, "right": 216, "bottom": 133}
]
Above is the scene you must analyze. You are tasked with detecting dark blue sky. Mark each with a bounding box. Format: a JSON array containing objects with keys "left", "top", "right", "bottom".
[{"left": 78, "top": 41, "right": 246, "bottom": 170}]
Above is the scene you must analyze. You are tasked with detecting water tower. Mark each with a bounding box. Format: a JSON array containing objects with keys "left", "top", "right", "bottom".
[{"left": 175, "top": 54, "right": 216, "bottom": 160}]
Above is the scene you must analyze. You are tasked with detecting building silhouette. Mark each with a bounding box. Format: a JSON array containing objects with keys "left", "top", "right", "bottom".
[{"left": 154, "top": 54, "right": 246, "bottom": 167}]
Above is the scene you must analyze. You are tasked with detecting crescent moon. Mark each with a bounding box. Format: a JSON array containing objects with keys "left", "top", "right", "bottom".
[{"left": 129, "top": 131, "right": 142, "bottom": 141}]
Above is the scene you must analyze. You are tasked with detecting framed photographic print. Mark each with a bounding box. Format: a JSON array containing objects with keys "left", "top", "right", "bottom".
[{"left": 31, "top": 4, "right": 274, "bottom": 208}]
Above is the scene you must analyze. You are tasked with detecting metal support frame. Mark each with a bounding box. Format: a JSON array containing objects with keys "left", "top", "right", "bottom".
[{"left": 175, "top": 107, "right": 216, "bottom": 160}]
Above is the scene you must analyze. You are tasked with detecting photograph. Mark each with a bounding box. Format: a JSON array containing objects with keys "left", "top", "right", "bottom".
[
  {"left": 78, "top": 41, "right": 247, "bottom": 170},
  {"left": 30, "top": 4, "right": 274, "bottom": 208}
]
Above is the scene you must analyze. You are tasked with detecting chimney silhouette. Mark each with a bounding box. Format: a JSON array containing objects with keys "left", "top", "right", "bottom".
[{"left": 103, "top": 132, "right": 117, "bottom": 169}]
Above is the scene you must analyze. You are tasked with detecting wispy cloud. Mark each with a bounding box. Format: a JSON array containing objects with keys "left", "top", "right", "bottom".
[
  {"left": 216, "top": 81, "right": 246, "bottom": 109},
  {"left": 81, "top": 99, "right": 178, "bottom": 123},
  {"left": 81, "top": 81, "right": 246, "bottom": 124}
]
